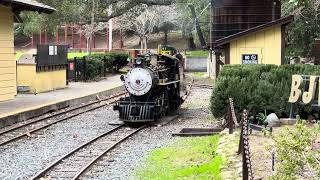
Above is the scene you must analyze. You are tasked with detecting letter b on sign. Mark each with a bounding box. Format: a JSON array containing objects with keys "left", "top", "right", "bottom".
[{"left": 288, "top": 75, "right": 303, "bottom": 103}]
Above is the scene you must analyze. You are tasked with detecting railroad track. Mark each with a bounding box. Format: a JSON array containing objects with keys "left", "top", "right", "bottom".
[
  {"left": 0, "top": 91, "right": 127, "bottom": 146},
  {"left": 30, "top": 124, "right": 146, "bottom": 180},
  {"left": 27, "top": 79, "right": 193, "bottom": 179},
  {"left": 192, "top": 83, "right": 213, "bottom": 89}
]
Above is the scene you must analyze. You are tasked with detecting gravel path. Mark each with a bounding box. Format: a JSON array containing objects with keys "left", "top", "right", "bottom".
[
  {"left": 0, "top": 76, "right": 216, "bottom": 180},
  {"left": 82, "top": 78, "right": 217, "bottom": 180},
  {"left": 0, "top": 105, "right": 118, "bottom": 180}
]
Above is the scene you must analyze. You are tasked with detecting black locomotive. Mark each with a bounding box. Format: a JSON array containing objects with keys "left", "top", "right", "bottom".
[{"left": 113, "top": 52, "right": 184, "bottom": 122}]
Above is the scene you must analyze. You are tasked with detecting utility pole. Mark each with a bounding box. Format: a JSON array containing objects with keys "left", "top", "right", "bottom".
[{"left": 108, "top": 5, "right": 113, "bottom": 51}]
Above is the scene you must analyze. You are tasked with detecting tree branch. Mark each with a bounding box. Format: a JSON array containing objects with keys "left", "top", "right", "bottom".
[{"left": 98, "top": 0, "right": 174, "bottom": 22}]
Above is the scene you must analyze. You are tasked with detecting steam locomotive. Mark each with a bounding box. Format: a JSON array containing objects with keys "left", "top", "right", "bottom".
[{"left": 113, "top": 46, "right": 184, "bottom": 122}]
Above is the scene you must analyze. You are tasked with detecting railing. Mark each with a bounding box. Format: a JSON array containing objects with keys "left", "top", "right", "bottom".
[
  {"left": 227, "top": 97, "right": 278, "bottom": 179},
  {"left": 238, "top": 110, "right": 255, "bottom": 180},
  {"left": 226, "top": 99, "right": 254, "bottom": 180}
]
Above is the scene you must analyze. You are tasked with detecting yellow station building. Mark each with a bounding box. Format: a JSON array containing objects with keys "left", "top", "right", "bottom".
[
  {"left": 214, "top": 16, "right": 294, "bottom": 65},
  {"left": 0, "top": 0, "right": 54, "bottom": 101}
]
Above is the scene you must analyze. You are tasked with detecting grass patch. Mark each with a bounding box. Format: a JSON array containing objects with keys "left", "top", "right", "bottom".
[
  {"left": 193, "top": 72, "right": 206, "bottom": 78},
  {"left": 68, "top": 52, "right": 89, "bottom": 59},
  {"left": 15, "top": 52, "right": 23, "bottom": 60},
  {"left": 15, "top": 51, "right": 104, "bottom": 61},
  {"left": 67, "top": 52, "right": 104, "bottom": 59},
  {"left": 186, "top": 50, "right": 209, "bottom": 58},
  {"left": 135, "top": 135, "right": 222, "bottom": 180}
]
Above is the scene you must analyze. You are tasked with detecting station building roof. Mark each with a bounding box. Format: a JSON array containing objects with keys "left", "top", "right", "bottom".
[
  {"left": 0, "top": 0, "right": 55, "bottom": 14},
  {"left": 214, "top": 15, "right": 294, "bottom": 47}
]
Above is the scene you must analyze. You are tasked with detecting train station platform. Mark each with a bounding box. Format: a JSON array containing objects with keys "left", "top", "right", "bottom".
[{"left": 0, "top": 75, "right": 124, "bottom": 128}]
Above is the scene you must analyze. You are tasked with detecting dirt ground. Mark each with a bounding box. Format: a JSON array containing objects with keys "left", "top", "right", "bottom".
[
  {"left": 219, "top": 126, "right": 293, "bottom": 179},
  {"left": 249, "top": 130, "right": 276, "bottom": 179},
  {"left": 249, "top": 126, "right": 300, "bottom": 179}
]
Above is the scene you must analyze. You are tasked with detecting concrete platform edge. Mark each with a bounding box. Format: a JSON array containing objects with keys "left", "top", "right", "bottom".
[{"left": 0, "top": 85, "right": 125, "bottom": 129}]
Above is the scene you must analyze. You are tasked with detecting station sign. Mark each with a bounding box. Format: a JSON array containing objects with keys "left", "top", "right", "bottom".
[
  {"left": 242, "top": 54, "right": 258, "bottom": 64},
  {"left": 288, "top": 75, "right": 319, "bottom": 105}
]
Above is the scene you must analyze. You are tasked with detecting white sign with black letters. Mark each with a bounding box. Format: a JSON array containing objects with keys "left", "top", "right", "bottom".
[
  {"left": 49, "top": 46, "right": 57, "bottom": 56},
  {"left": 242, "top": 54, "right": 258, "bottom": 64}
]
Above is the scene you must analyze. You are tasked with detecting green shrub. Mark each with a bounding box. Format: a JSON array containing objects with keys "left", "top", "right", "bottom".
[
  {"left": 106, "top": 51, "right": 129, "bottom": 72},
  {"left": 76, "top": 56, "right": 104, "bottom": 81},
  {"left": 75, "top": 52, "right": 128, "bottom": 81},
  {"left": 210, "top": 64, "right": 320, "bottom": 119}
]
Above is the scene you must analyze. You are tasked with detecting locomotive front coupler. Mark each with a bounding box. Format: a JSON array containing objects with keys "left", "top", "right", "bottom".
[{"left": 113, "top": 103, "right": 119, "bottom": 111}]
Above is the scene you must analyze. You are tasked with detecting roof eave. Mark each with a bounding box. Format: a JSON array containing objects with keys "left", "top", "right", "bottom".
[
  {"left": 1, "top": 0, "right": 55, "bottom": 14},
  {"left": 214, "top": 15, "right": 294, "bottom": 47}
]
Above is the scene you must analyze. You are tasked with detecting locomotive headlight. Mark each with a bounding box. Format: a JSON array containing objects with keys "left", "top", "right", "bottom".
[
  {"left": 124, "top": 68, "right": 153, "bottom": 96},
  {"left": 136, "top": 58, "right": 142, "bottom": 65}
]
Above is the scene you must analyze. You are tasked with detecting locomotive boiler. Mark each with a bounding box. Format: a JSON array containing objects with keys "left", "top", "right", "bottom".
[{"left": 113, "top": 52, "right": 184, "bottom": 123}]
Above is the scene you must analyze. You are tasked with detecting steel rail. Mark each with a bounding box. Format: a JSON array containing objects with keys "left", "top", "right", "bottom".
[
  {"left": 182, "top": 79, "right": 194, "bottom": 101},
  {"left": 192, "top": 84, "right": 213, "bottom": 89},
  {"left": 30, "top": 124, "right": 125, "bottom": 180},
  {"left": 0, "top": 91, "right": 127, "bottom": 136},
  {"left": 71, "top": 125, "right": 147, "bottom": 180},
  {"left": 0, "top": 92, "right": 127, "bottom": 146}
]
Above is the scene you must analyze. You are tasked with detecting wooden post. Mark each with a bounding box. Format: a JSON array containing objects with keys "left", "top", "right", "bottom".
[
  {"left": 215, "top": 52, "right": 221, "bottom": 77},
  {"left": 240, "top": 110, "right": 254, "bottom": 180},
  {"left": 238, "top": 119, "right": 244, "bottom": 155},
  {"left": 243, "top": 151, "right": 249, "bottom": 180}
]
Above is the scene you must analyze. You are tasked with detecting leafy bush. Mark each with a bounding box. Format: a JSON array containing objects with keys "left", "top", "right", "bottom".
[
  {"left": 210, "top": 65, "right": 320, "bottom": 119},
  {"left": 106, "top": 52, "right": 129, "bottom": 72},
  {"left": 271, "top": 122, "right": 320, "bottom": 179},
  {"left": 75, "top": 52, "right": 128, "bottom": 81},
  {"left": 76, "top": 56, "right": 104, "bottom": 81}
]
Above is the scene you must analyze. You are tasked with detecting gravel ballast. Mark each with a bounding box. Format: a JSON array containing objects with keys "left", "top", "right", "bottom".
[
  {"left": 0, "top": 77, "right": 216, "bottom": 180},
  {"left": 83, "top": 79, "right": 217, "bottom": 180},
  {"left": 0, "top": 106, "right": 118, "bottom": 180}
]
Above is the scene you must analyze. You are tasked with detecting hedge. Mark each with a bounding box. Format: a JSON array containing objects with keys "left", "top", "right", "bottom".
[
  {"left": 210, "top": 64, "right": 320, "bottom": 120},
  {"left": 75, "top": 52, "right": 128, "bottom": 81}
]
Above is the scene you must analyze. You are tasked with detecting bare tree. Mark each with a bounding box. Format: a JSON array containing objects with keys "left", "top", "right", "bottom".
[{"left": 118, "top": 5, "right": 178, "bottom": 51}]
